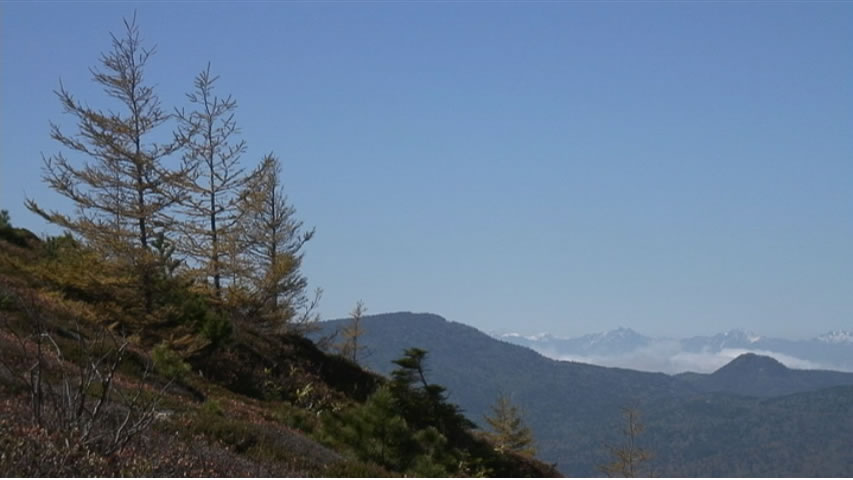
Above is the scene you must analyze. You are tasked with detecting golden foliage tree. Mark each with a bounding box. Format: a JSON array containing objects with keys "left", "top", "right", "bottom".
[
  {"left": 240, "top": 154, "right": 315, "bottom": 331},
  {"left": 338, "top": 300, "right": 369, "bottom": 364},
  {"left": 175, "top": 64, "right": 250, "bottom": 300},
  {"left": 484, "top": 393, "right": 536, "bottom": 456},
  {"left": 26, "top": 15, "right": 186, "bottom": 313},
  {"left": 600, "top": 407, "right": 654, "bottom": 478}
]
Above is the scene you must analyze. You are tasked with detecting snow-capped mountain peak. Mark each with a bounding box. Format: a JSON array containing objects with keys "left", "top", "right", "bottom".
[
  {"left": 586, "top": 327, "right": 644, "bottom": 343},
  {"left": 817, "top": 330, "right": 853, "bottom": 344},
  {"left": 610, "top": 326, "right": 639, "bottom": 337},
  {"left": 495, "top": 326, "right": 853, "bottom": 374},
  {"left": 720, "top": 329, "right": 762, "bottom": 344},
  {"left": 495, "top": 332, "right": 562, "bottom": 342},
  {"left": 494, "top": 327, "right": 651, "bottom": 357}
]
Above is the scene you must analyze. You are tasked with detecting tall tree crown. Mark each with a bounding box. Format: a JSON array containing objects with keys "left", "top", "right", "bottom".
[
  {"left": 484, "top": 393, "right": 536, "bottom": 456},
  {"left": 175, "top": 64, "right": 250, "bottom": 298},
  {"left": 26, "top": 14, "right": 187, "bottom": 312},
  {"left": 239, "top": 154, "right": 315, "bottom": 331}
]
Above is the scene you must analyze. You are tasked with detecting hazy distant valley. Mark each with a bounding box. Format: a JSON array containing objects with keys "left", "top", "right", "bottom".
[
  {"left": 315, "top": 313, "right": 853, "bottom": 476},
  {"left": 493, "top": 327, "right": 853, "bottom": 374}
]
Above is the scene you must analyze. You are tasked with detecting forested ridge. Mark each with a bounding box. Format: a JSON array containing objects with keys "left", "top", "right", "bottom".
[{"left": 316, "top": 312, "right": 853, "bottom": 477}]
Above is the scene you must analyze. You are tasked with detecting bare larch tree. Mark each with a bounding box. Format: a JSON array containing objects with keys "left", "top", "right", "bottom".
[
  {"left": 175, "top": 64, "right": 250, "bottom": 300},
  {"left": 241, "top": 154, "right": 314, "bottom": 331},
  {"left": 26, "top": 15, "right": 186, "bottom": 313}
]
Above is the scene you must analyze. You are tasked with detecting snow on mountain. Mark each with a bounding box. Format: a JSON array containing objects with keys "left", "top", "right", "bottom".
[
  {"left": 719, "top": 329, "right": 762, "bottom": 344},
  {"left": 502, "top": 327, "right": 652, "bottom": 357},
  {"left": 717, "top": 329, "right": 760, "bottom": 344},
  {"left": 493, "top": 327, "right": 853, "bottom": 374},
  {"left": 817, "top": 330, "right": 853, "bottom": 344},
  {"left": 496, "top": 332, "right": 562, "bottom": 342}
]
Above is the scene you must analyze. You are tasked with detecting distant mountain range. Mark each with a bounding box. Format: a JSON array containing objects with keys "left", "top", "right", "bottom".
[
  {"left": 494, "top": 327, "right": 853, "bottom": 374},
  {"left": 313, "top": 313, "right": 853, "bottom": 477}
]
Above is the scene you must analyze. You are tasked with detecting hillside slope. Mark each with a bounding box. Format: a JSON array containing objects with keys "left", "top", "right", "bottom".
[
  {"left": 315, "top": 312, "right": 695, "bottom": 475},
  {"left": 0, "top": 225, "right": 558, "bottom": 477}
]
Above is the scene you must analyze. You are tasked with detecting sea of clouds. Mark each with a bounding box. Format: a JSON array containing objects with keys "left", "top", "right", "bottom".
[{"left": 534, "top": 340, "right": 834, "bottom": 374}]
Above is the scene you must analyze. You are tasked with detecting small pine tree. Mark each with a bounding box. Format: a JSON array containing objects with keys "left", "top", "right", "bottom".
[
  {"left": 484, "top": 393, "right": 536, "bottom": 456},
  {"left": 324, "top": 352, "right": 474, "bottom": 477},
  {"left": 328, "top": 386, "right": 411, "bottom": 470},
  {"left": 390, "top": 348, "right": 474, "bottom": 444}
]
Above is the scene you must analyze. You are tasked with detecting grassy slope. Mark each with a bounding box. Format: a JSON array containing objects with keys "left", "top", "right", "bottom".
[{"left": 0, "top": 226, "right": 558, "bottom": 477}]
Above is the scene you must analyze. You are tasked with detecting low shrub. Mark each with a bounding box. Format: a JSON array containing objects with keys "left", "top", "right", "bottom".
[
  {"left": 324, "top": 459, "right": 395, "bottom": 477},
  {"left": 152, "top": 342, "right": 192, "bottom": 382}
]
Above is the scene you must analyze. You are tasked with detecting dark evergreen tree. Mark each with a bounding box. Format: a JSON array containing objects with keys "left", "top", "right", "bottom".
[
  {"left": 329, "top": 386, "right": 411, "bottom": 470},
  {"left": 389, "top": 348, "right": 475, "bottom": 444}
]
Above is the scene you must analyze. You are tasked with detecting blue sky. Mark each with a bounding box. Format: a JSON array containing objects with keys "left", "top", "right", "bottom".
[{"left": 2, "top": 2, "right": 851, "bottom": 338}]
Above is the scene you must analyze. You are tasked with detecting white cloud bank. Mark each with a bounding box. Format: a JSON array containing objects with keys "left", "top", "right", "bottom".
[{"left": 534, "top": 341, "right": 839, "bottom": 374}]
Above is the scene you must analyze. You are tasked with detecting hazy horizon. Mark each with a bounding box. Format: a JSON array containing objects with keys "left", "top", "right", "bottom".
[
  {"left": 327, "top": 309, "right": 850, "bottom": 341},
  {"left": 3, "top": 2, "right": 851, "bottom": 339},
  {"left": 494, "top": 327, "right": 853, "bottom": 374},
  {"left": 320, "top": 310, "right": 853, "bottom": 373}
]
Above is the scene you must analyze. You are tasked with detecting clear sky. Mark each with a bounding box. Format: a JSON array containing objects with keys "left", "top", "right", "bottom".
[{"left": 2, "top": 2, "right": 851, "bottom": 339}]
